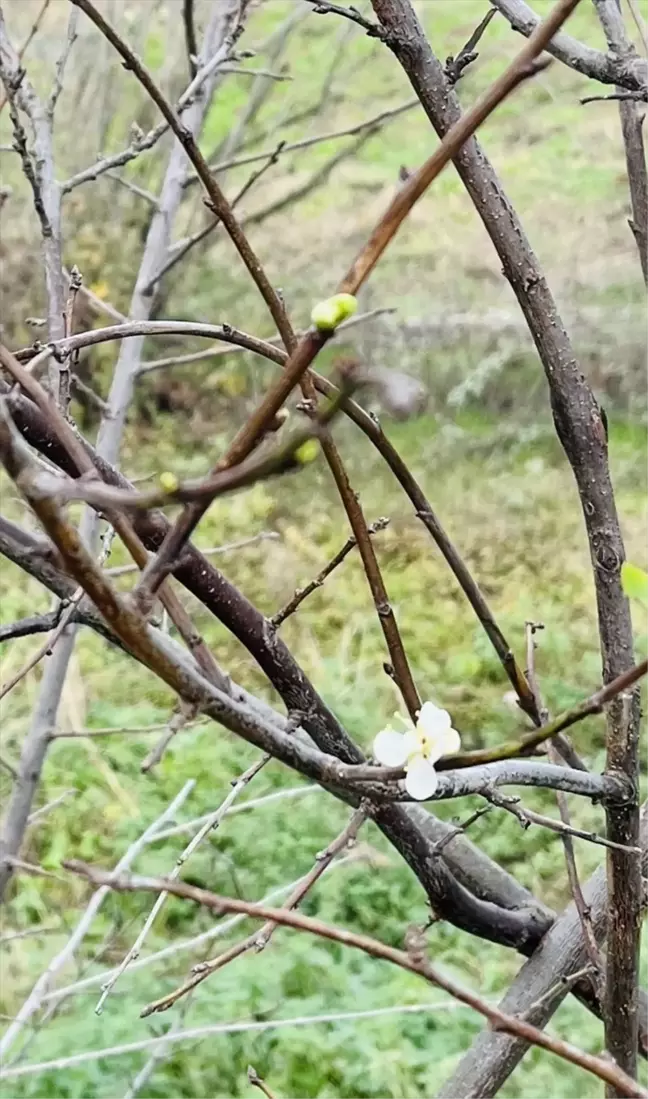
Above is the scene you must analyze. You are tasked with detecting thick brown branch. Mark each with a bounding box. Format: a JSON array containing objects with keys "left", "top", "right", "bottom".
[{"left": 368, "top": 0, "right": 643, "bottom": 1089}]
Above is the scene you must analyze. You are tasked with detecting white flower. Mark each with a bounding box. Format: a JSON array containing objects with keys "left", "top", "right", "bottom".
[{"left": 373, "top": 701, "right": 461, "bottom": 801}]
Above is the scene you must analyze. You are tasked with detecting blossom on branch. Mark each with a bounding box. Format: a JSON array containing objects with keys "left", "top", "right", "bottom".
[{"left": 373, "top": 702, "right": 461, "bottom": 800}]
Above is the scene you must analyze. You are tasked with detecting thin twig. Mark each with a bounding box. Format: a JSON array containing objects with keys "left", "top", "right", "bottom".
[
  {"left": 184, "top": 98, "right": 418, "bottom": 183},
  {"left": 445, "top": 9, "right": 498, "bottom": 84},
  {"left": 0, "top": 782, "right": 194, "bottom": 1060},
  {"left": 581, "top": 90, "right": 648, "bottom": 102},
  {"left": 27, "top": 789, "right": 76, "bottom": 825},
  {"left": 39, "top": 854, "right": 362, "bottom": 1008},
  {"left": 135, "top": 308, "right": 391, "bottom": 375},
  {"left": 46, "top": 8, "right": 79, "bottom": 120},
  {"left": 437, "top": 659, "right": 648, "bottom": 769},
  {"left": 526, "top": 623, "right": 603, "bottom": 996},
  {"left": 625, "top": 0, "right": 648, "bottom": 53},
  {"left": 15, "top": 319, "right": 286, "bottom": 369},
  {"left": 62, "top": 863, "right": 648, "bottom": 1099},
  {"left": 271, "top": 518, "right": 389, "bottom": 627},
  {"left": 430, "top": 806, "right": 493, "bottom": 856},
  {"left": 248, "top": 1066, "right": 277, "bottom": 1099},
  {"left": 0, "top": 1001, "right": 478, "bottom": 1078},
  {"left": 0, "top": 0, "right": 50, "bottom": 116},
  {"left": 140, "top": 807, "right": 368, "bottom": 1017},
  {"left": 144, "top": 144, "right": 283, "bottom": 292},
  {"left": 3, "top": 856, "right": 64, "bottom": 881},
  {"left": 50, "top": 720, "right": 207, "bottom": 738},
  {"left": 94, "top": 758, "right": 267, "bottom": 1015},
  {"left": 306, "top": 0, "right": 385, "bottom": 38},
  {"left": 105, "top": 170, "right": 159, "bottom": 206},
  {"left": 140, "top": 702, "right": 199, "bottom": 774},
  {"left": 60, "top": 22, "right": 242, "bottom": 194},
  {"left": 0, "top": 594, "right": 83, "bottom": 703}
]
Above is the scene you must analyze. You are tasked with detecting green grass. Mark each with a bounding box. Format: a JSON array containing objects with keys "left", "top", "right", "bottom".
[{"left": 1, "top": 0, "right": 647, "bottom": 1096}]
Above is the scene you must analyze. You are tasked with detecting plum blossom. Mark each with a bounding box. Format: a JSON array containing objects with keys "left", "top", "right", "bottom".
[{"left": 373, "top": 701, "right": 461, "bottom": 800}]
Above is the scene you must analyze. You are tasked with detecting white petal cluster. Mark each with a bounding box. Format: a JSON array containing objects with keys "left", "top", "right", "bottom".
[{"left": 373, "top": 702, "right": 461, "bottom": 800}]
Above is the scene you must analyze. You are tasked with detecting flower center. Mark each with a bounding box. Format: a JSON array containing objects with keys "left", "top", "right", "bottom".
[{"left": 414, "top": 729, "right": 434, "bottom": 760}]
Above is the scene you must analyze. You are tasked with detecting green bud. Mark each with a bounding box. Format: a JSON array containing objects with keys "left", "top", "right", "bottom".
[
  {"left": 159, "top": 471, "right": 179, "bottom": 494},
  {"left": 311, "top": 293, "right": 358, "bottom": 332},
  {"left": 294, "top": 439, "right": 320, "bottom": 464}
]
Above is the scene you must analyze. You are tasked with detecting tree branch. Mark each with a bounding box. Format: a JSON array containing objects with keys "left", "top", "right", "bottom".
[
  {"left": 490, "top": 0, "right": 648, "bottom": 91},
  {"left": 593, "top": 0, "right": 647, "bottom": 285},
  {"left": 369, "top": 0, "right": 643, "bottom": 1090},
  {"left": 61, "top": 863, "right": 648, "bottom": 1099},
  {"left": 438, "top": 803, "right": 648, "bottom": 1098}
]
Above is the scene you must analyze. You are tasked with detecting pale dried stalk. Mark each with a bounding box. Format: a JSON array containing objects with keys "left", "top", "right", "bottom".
[
  {"left": 0, "top": 782, "right": 194, "bottom": 1061},
  {"left": 93, "top": 757, "right": 267, "bottom": 1014}
]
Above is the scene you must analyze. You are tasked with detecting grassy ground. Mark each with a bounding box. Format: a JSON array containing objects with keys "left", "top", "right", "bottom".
[{"left": 1, "top": 2, "right": 647, "bottom": 1097}]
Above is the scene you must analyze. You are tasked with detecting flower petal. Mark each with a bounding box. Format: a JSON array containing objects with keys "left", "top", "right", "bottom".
[
  {"left": 401, "top": 729, "right": 420, "bottom": 757},
  {"left": 438, "top": 725, "right": 461, "bottom": 757},
  {"left": 404, "top": 755, "right": 439, "bottom": 800},
  {"left": 373, "top": 729, "right": 409, "bottom": 767},
  {"left": 417, "top": 701, "right": 451, "bottom": 737}
]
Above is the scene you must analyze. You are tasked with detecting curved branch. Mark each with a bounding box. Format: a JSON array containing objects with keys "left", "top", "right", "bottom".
[
  {"left": 14, "top": 320, "right": 286, "bottom": 369},
  {"left": 490, "top": 0, "right": 648, "bottom": 92}
]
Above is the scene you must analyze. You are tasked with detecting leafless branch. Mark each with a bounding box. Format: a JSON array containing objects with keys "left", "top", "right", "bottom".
[
  {"left": 490, "top": 0, "right": 648, "bottom": 91},
  {"left": 104, "top": 170, "right": 159, "bottom": 206},
  {"left": 445, "top": 8, "right": 498, "bottom": 85},
  {"left": 367, "top": 3, "right": 644, "bottom": 1093},
  {"left": 0, "top": 0, "right": 50, "bottom": 116},
  {"left": 306, "top": 0, "right": 385, "bottom": 39},
  {"left": 139, "top": 702, "right": 199, "bottom": 774},
  {"left": 438, "top": 804, "right": 648, "bottom": 1098},
  {"left": 594, "top": 0, "right": 647, "bottom": 285},
  {"left": 271, "top": 517, "right": 389, "bottom": 627},
  {"left": 0, "top": 781, "right": 194, "bottom": 1061},
  {"left": 94, "top": 756, "right": 267, "bottom": 1015},
  {"left": 0, "top": 8, "right": 64, "bottom": 389},
  {"left": 46, "top": 7, "right": 79, "bottom": 120},
  {"left": 61, "top": 862, "right": 648, "bottom": 1099},
  {"left": 182, "top": 98, "right": 418, "bottom": 185},
  {"left": 141, "top": 806, "right": 367, "bottom": 1016}
]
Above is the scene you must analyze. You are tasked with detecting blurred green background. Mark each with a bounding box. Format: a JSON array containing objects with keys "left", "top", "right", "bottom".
[{"left": 0, "top": 1, "right": 646, "bottom": 1097}]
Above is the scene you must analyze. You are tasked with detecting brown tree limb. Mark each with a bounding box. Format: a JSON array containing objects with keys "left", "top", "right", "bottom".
[
  {"left": 61, "top": 862, "right": 648, "bottom": 1099},
  {"left": 65, "top": 0, "right": 567, "bottom": 731},
  {"left": 437, "top": 803, "right": 648, "bottom": 1098},
  {"left": 0, "top": 509, "right": 631, "bottom": 1034},
  {"left": 63, "top": 2, "right": 421, "bottom": 727},
  {"left": 368, "top": 0, "right": 643, "bottom": 1089},
  {"left": 0, "top": 397, "right": 554, "bottom": 952}
]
